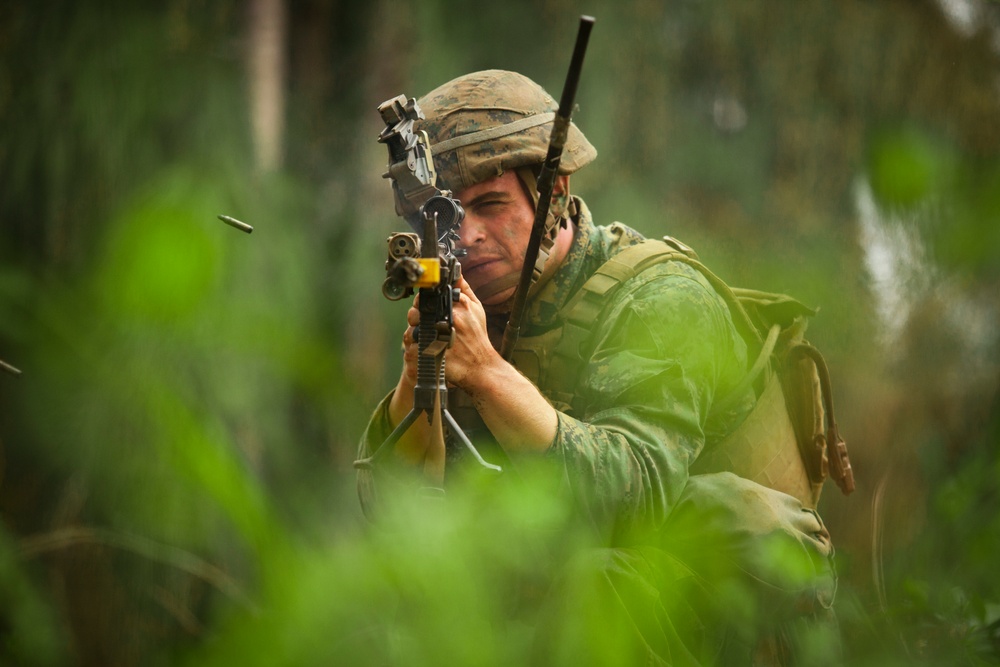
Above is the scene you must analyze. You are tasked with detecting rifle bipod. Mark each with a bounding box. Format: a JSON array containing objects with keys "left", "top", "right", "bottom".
[{"left": 354, "top": 284, "right": 502, "bottom": 476}]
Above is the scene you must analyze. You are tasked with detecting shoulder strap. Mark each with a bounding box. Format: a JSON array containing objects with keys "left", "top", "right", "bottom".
[
  {"left": 543, "top": 241, "right": 677, "bottom": 407},
  {"left": 545, "top": 238, "right": 767, "bottom": 412},
  {"left": 559, "top": 238, "right": 765, "bottom": 364}
]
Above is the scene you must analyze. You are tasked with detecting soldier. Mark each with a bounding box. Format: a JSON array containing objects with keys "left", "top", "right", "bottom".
[{"left": 358, "top": 70, "right": 838, "bottom": 665}]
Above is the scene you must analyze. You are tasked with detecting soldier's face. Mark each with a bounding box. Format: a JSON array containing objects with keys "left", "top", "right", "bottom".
[{"left": 454, "top": 171, "right": 534, "bottom": 310}]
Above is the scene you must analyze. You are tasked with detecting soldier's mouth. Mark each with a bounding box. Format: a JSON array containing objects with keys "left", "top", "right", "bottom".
[{"left": 461, "top": 257, "right": 502, "bottom": 274}]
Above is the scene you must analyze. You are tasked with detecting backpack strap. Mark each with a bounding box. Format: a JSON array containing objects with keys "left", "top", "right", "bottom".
[
  {"left": 544, "top": 240, "right": 686, "bottom": 408},
  {"left": 545, "top": 238, "right": 766, "bottom": 412},
  {"left": 786, "top": 343, "right": 856, "bottom": 495}
]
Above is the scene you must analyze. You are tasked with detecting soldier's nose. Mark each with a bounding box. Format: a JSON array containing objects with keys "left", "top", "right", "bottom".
[{"left": 457, "top": 217, "right": 486, "bottom": 248}]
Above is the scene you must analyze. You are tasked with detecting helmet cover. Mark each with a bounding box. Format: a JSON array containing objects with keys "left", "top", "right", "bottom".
[{"left": 415, "top": 70, "right": 597, "bottom": 194}]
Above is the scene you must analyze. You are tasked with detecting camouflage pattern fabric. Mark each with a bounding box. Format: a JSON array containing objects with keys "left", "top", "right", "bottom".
[
  {"left": 505, "top": 197, "right": 756, "bottom": 542},
  {"left": 360, "top": 196, "right": 754, "bottom": 538},
  {"left": 414, "top": 70, "right": 597, "bottom": 195}
]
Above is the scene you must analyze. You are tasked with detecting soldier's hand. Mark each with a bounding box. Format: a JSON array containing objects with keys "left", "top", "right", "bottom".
[{"left": 446, "top": 276, "right": 501, "bottom": 389}]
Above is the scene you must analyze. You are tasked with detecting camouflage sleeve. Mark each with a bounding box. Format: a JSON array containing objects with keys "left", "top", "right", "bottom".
[{"left": 545, "top": 263, "right": 749, "bottom": 541}]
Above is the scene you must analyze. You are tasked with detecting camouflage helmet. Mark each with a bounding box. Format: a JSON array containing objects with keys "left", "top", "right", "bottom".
[{"left": 416, "top": 70, "right": 597, "bottom": 194}]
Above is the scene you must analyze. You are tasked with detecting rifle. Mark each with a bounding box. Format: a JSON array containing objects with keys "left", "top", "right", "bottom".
[{"left": 354, "top": 95, "right": 501, "bottom": 480}]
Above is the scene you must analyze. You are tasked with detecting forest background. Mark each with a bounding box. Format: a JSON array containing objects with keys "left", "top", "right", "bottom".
[{"left": 1, "top": 0, "right": 999, "bottom": 665}]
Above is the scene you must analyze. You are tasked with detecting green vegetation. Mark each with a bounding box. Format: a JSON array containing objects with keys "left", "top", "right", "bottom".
[{"left": 1, "top": 1, "right": 998, "bottom": 664}]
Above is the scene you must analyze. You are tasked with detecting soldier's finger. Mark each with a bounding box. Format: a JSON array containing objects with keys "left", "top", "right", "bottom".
[{"left": 456, "top": 277, "right": 482, "bottom": 307}]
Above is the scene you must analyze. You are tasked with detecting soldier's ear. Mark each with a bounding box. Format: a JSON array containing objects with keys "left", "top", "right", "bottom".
[{"left": 552, "top": 175, "right": 570, "bottom": 198}]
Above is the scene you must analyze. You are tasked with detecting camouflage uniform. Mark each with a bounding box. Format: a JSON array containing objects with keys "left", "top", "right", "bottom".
[
  {"left": 358, "top": 70, "right": 837, "bottom": 665},
  {"left": 358, "top": 194, "right": 753, "bottom": 523}
]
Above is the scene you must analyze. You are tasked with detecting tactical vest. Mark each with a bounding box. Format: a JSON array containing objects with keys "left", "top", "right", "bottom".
[{"left": 508, "top": 237, "right": 855, "bottom": 509}]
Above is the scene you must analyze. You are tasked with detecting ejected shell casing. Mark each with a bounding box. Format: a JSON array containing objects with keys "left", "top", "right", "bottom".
[
  {"left": 218, "top": 214, "right": 254, "bottom": 234},
  {"left": 0, "top": 358, "right": 22, "bottom": 376}
]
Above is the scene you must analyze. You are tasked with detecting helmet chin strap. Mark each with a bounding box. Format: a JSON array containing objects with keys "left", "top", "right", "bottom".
[
  {"left": 473, "top": 271, "right": 521, "bottom": 302},
  {"left": 515, "top": 167, "right": 561, "bottom": 283}
]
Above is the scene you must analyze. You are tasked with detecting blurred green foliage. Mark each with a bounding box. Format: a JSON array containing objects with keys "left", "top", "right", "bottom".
[{"left": 1, "top": 0, "right": 999, "bottom": 665}]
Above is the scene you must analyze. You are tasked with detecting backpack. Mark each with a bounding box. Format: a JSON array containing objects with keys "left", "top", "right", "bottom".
[{"left": 516, "top": 235, "right": 855, "bottom": 509}]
